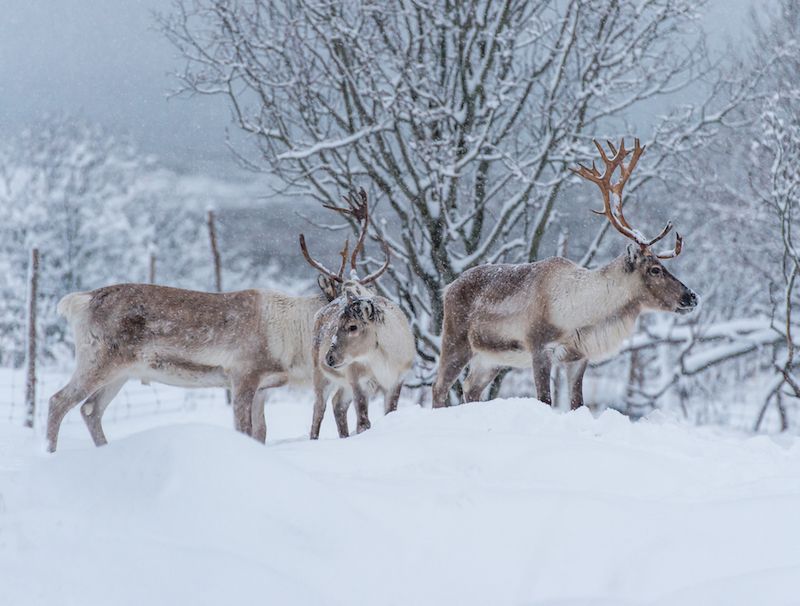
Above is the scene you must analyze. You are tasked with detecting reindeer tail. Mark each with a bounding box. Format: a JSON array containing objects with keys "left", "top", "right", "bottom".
[{"left": 56, "top": 292, "right": 92, "bottom": 325}]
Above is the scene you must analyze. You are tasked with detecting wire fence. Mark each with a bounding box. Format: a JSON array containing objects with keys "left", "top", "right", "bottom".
[
  {"left": 0, "top": 366, "right": 228, "bottom": 431},
  {"left": 497, "top": 365, "right": 789, "bottom": 434},
  {"left": 0, "top": 363, "right": 791, "bottom": 438},
  {"left": 3, "top": 236, "right": 795, "bottom": 439}
]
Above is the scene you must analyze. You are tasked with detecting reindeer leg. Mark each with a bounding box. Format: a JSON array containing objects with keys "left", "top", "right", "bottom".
[
  {"left": 251, "top": 372, "right": 287, "bottom": 444},
  {"left": 47, "top": 370, "right": 109, "bottom": 452},
  {"left": 250, "top": 389, "right": 268, "bottom": 444},
  {"left": 80, "top": 378, "right": 126, "bottom": 447},
  {"left": 352, "top": 383, "right": 371, "bottom": 434},
  {"left": 332, "top": 388, "right": 351, "bottom": 438},
  {"left": 566, "top": 359, "right": 589, "bottom": 410},
  {"left": 432, "top": 342, "right": 471, "bottom": 408},
  {"left": 231, "top": 374, "right": 260, "bottom": 438},
  {"left": 463, "top": 359, "right": 499, "bottom": 403},
  {"left": 310, "top": 373, "right": 330, "bottom": 440},
  {"left": 386, "top": 385, "right": 402, "bottom": 414},
  {"left": 532, "top": 350, "right": 553, "bottom": 406},
  {"left": 384, "top": 382, "right": 403, "bottom": 414}
]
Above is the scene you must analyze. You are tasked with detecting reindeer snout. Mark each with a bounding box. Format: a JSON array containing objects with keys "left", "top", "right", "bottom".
[
  {"left": 325, "top": 351, "right": 337, "bottom": 367},
  {"left": 677, "top": 289, "right": 699, "bottom": 313}
]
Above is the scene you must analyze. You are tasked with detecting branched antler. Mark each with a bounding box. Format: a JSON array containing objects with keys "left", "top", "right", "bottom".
[
  {"left": 300, "top": 187, "right": 391, "bottom": 285},
  {"left": 323, "top": 187, "right": 370, "bottom": 272},
  {"left": 570, "top": 138, "right": 682, "bottom": 259},
  {"left": 336, "top": 238, "right": 350, "bottom": 281},
  {"left": 299, "top": 233, "right": 345, "bottom": 283},
  {"left": 359, "top": 239, "right": 391, "bottom": 285}
]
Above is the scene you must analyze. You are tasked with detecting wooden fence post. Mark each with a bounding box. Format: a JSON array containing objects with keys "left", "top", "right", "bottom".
[
  {"left": 206, "top": 209, "right": 230, "bottom": 404},
  {"left": 24, "top": 247, "right": 39, "bottom": 429},
  {"left": 148, "top": 246, "right": 157, "bottom": 284},
  {"left": 207, "top": 209, "right": 223, "bottom": 292}
]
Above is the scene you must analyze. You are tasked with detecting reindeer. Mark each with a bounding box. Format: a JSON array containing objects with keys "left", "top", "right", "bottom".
[
  {"left": 46, "top": 255, "right": 346, "bottom": 453},
  {"left": 299, "top": 190, "right": 415, "bottom": 439},
  {"left": 432, "top": 138, "right": 698, "bottom": 410}
]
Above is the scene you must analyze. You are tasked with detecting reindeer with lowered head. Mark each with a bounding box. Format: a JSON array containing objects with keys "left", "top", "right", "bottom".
[
  {"left": 432, "top": 138, "right": 698, "bottom": 409},
  {"left": 300, "top": 189, "right": 415, "bottom": 439}
]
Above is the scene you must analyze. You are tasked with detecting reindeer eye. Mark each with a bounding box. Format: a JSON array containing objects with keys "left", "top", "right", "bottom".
[
  {"left": 648, "top": 266, "right": 662, "bottom": 277},
  {"left": 347, "top": 324, "right": 358, "bottom": 332}
]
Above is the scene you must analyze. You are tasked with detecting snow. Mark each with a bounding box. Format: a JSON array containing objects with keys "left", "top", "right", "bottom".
[
  {"left": 276, "top": 123, "right": 393, "bottom": 161},
  {"left": 1, "top": 386, "right": 799, "bottom": 605}
]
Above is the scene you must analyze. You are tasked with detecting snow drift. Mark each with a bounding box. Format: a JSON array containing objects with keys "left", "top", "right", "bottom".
[{"left": 1, "top": 399, "right": 799, "bottom": 605}]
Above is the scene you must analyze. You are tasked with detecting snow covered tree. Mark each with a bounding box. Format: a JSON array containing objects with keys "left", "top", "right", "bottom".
[
  {"left": 584, "top": 0, "right": 800, "bottom": 430},
  {"left": 0, "top": 141, "right": 27, "bottom": 366},
  {"left": 0, "top": 116, "right": 144, "bottom": 361},
  {"left": 125, "top": 182, "right": 210, "bottom": 291},
  {"left": 0, "top": 116, "right": 210, "bottom": 362},
  {"left": 747, "top": 0, "right": 800, "bottom": 429},
  {"left": 162, "top": 0, "right": 752, "bottom": 387}
]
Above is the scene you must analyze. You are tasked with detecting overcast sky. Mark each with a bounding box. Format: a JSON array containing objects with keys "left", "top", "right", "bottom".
[
  {"left": 0, "top": 0, "right": 756, "bottom": 178},
  {"left": 0, "top": 0, "right": 235, "bottom": 175}
]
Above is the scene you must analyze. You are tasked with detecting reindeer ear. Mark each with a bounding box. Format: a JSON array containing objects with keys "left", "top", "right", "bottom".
[
  {"left": 358, "top": 300, "right": 376, "bottom": 321},
  {"left": 317, "top": 275, "right": 338, "bottom": 302},
  {"left": 624, "top": 243, "right": 640, "bottom": 272}
]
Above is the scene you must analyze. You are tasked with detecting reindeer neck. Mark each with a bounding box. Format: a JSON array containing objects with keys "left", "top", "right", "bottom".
[
  {"left": 582, "top": 254, "right": 642, "bottom": 314},
  {"left": 549, "top": 254, "right": 642, "bottom": 361}
]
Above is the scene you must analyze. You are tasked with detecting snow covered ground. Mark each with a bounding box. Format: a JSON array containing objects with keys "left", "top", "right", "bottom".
[{"left": 1, "top": 371, "right": 799, "bottom": 605}]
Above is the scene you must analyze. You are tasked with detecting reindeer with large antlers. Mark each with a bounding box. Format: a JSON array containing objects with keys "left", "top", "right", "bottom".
[
  {"left": 432, "top": 138, "right": 698, "bottom": 409},
  {"left": 301, "top": 189, "right": 415, "bottom": 439}
]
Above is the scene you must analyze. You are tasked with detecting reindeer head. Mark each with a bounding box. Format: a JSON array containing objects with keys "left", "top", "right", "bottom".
[
  {"left": 301, "top": 188, "right": 394, "bottom": 367},
  {"left": 322, "top": 288, "right": 386, "bottom": 369},
  {"left": 571, "top": 138, "right": 699, "bottom": 315},
  {"left": 621, "top": 244, "right": 698, "bottom": 314}
]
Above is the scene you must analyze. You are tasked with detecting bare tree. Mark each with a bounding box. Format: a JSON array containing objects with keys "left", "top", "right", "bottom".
[
  {"left": 161, "top": 0, "right": 751, "bottom": 387},
  {"left": 748, "top": 2, "right": 800, "bottom": 429}
]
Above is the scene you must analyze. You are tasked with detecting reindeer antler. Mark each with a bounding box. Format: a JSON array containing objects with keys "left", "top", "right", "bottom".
[
  {"left": 299, "top": 234, "right": 345, "bottom": 283},
  {"left": 336, "top": 238, "right": 350, "bottom": 281},
  {"left": 359, "top": 239, "right": 391, "bottom": 284},
  {"left": 322, "top": 187, "right": 391, "bottom": 282},
  {"left": 323, "top": 187, "right": 370, "bottom": 272},
  {"left": 570, "top": 138, "right": 682, "bottom": 259}
]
